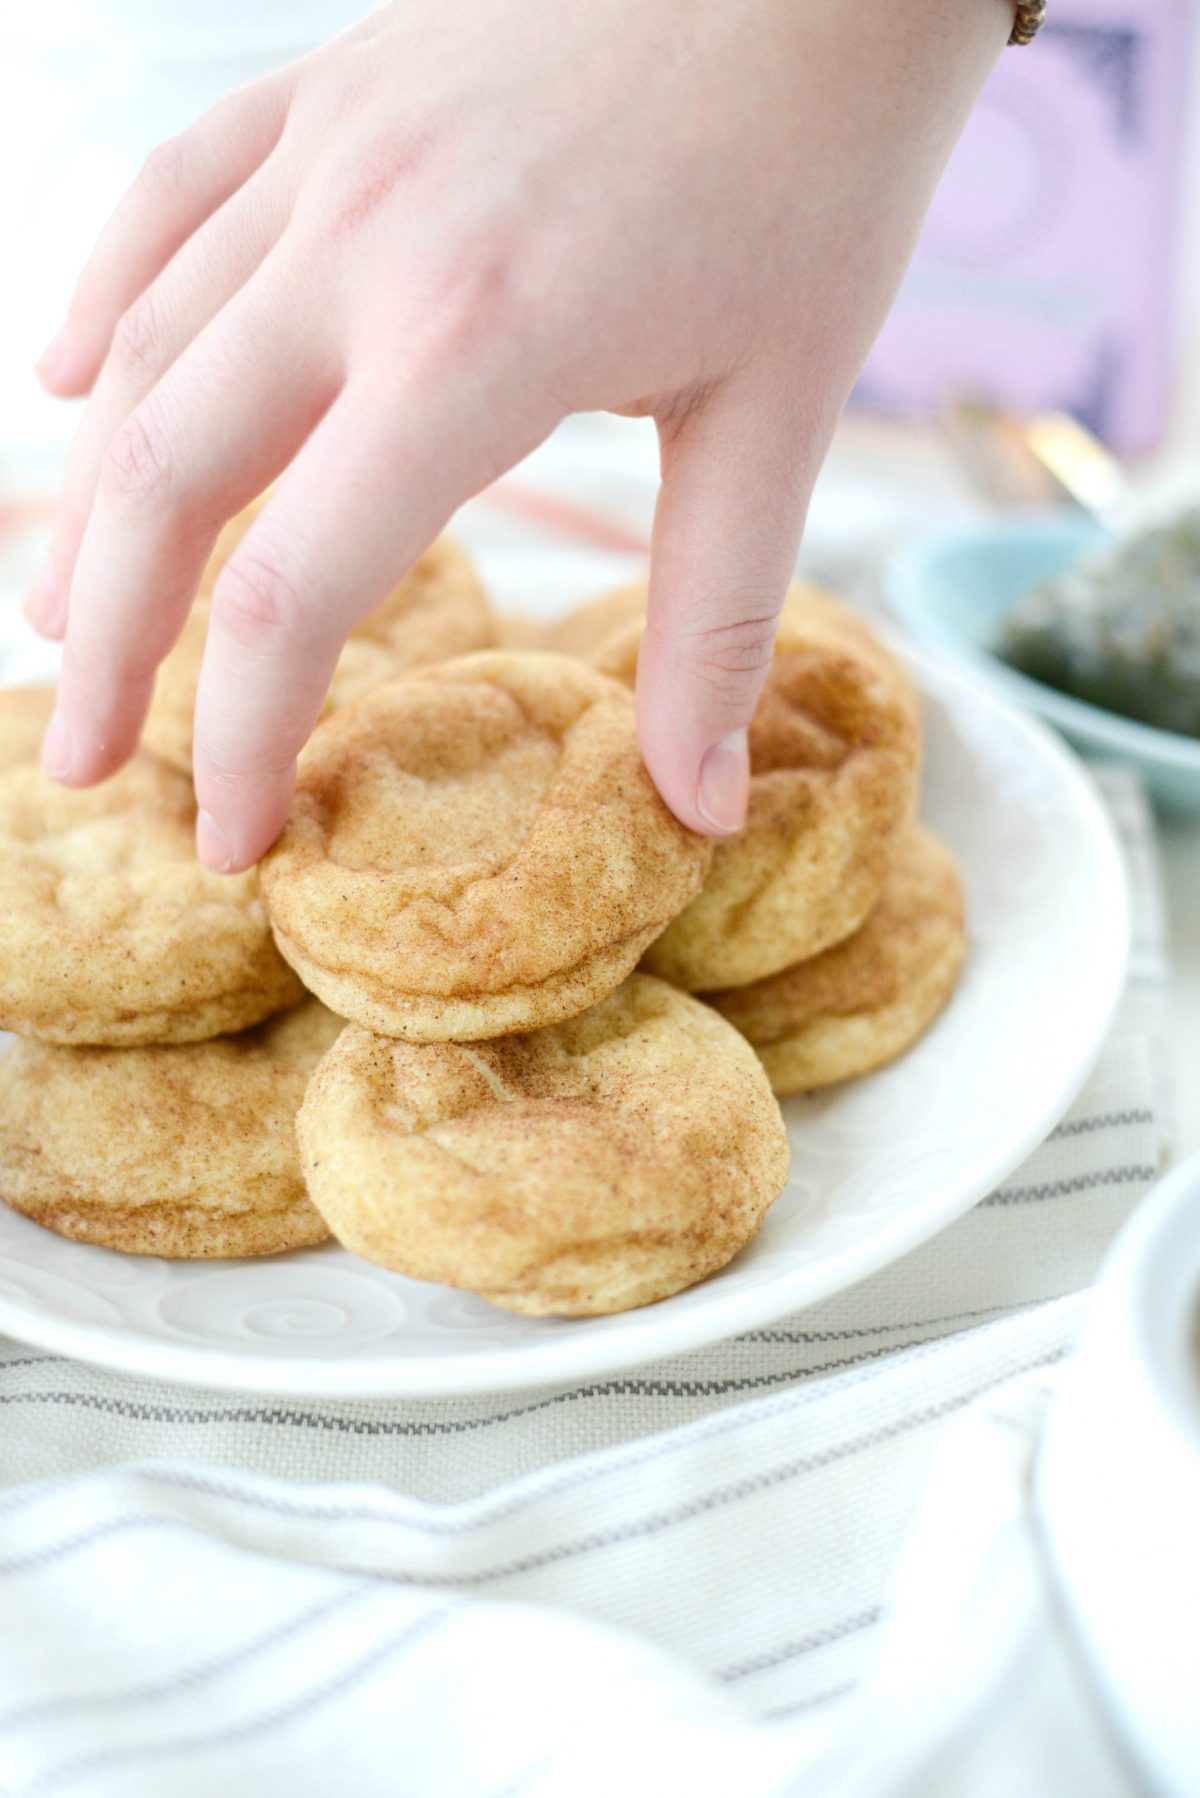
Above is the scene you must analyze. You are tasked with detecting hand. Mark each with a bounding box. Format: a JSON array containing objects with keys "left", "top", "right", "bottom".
[{"left": 29, "top": 0, "right": 1008, "bottom": 872}]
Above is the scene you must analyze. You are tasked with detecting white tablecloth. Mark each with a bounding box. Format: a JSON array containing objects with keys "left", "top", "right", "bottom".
[{"left": 0, "top": 765, "right": 1167, "bottom": 1796}]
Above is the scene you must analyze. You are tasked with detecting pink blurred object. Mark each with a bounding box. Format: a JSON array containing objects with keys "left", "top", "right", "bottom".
[{"left": 856, "top": 0, "right": 1194, "bottom": 452}]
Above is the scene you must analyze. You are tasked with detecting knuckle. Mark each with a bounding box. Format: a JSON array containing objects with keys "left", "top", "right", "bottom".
[
  {"left": 195, "top": 743, "right": 295, "bottom": 793},
  {"left": 99, "top": 408, "right": 174, "bottom": 507},
  {"left": 657, "top": 383, "right": 718, "bottom": 450},
  {"left": 694, "top": 611, "right": 779, "bottom": 682},
  {"left": 210, "top": 548, "right": 306, "bottom": 650},
  {"left": 407, "top": 249, "right": 528, "bottom": 382},
  {"left": 138, "top": 135, "right": 187, "bottom": 200},
  {"left": 111, "top": 291, "right": 164, "bottom": 381},
  {"left": 191, "top": 746, "right": 249, "bottom": 794},
  {"left": 323, "top": 133, "right": 428, "bottom": 239}
]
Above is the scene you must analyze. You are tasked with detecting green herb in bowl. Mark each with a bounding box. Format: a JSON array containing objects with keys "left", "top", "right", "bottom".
[{"left": 998, "top": 509, "right": 1200, "bottom": 739}]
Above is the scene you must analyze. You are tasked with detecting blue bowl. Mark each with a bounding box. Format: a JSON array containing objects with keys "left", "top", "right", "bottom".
[{"left": 885, "top": 513, "right": 1200, "bottom": 816}]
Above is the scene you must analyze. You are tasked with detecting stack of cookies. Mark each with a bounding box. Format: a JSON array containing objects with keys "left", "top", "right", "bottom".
[
  {"left": 0, "top": 512, "right": 964, "bottom": 1318},
  {"left": 0, "top": 514, "right": 494, "bottom": 1266},
  {"left": 540, "top": 583, "right": 966, "bottom": 1096}
]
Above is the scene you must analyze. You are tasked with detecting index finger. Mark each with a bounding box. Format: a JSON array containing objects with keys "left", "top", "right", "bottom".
[
  {"left": 193, "top": 371, "right": 558, "bottom": 871},
  {"left": 40, "top": 79, "right": 290, "bottom": 398}
]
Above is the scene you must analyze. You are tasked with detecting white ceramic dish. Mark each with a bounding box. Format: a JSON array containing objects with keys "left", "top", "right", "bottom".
[
  {"left": 0, "top": 654, "right": 1128, "bottom": 1397},
  {"left": 1038, "top": 1152, "right": 1200, "bottom": 1798}
]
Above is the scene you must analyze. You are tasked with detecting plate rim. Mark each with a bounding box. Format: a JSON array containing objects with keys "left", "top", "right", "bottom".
[{"left": 0, "top": 655, "right": 1131, "bottom": 1398}]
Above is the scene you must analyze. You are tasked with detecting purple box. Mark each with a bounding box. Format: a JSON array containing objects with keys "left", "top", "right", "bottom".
[{"left": 855, "top": 0, "right": 1194, "bottom": 452}]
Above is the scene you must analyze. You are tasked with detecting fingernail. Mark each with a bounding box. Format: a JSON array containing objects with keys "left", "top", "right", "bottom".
[
  {"left": 696, "top": 729, "right": 749, "bottom": 834},
  {"left": 35, "top": 328, "right": 69, "bottom": 386},
  {"left": 23, "top": 563, "right": 64, "bottom": 635},
  {"left": 197, "top": 809, "right": 235, "bottom": 874},
  {"left": 41, "top": 711, "right": 74, "bottom": 780}
]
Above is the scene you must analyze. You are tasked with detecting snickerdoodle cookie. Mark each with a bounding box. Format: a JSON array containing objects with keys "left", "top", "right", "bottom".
[
  {"left": 707, "top": 825, "right": 965, "bottom": 1094},
  {"left": 261, "top": 653, "right": 713, "bottom": 1041},
  {"left": 0, "top": 754, "right": 303, "bottom": 1044},
  {"left": 0, "top": 685, "right": 55, "bottom": 772},
  {"left": 539, "top": 584, "right": 648, "bottom": 667},
  {"left": 591, "top": 584, "right": 921, "bottom": 989},
  {"left": 297, "top": 974, "right": 789, "bottom": 1315},
  {"left": 493, "top": 612, "right": 550, "bottom": 651},
  {"left": 0, "top": 999, "right": 342, "bottom": 1256},
  {"left": 144, "top": 504, "right": 494, "bottom": 772}
]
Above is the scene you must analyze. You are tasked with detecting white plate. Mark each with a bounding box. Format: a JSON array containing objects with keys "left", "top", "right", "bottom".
[{"left": 0, "top": 655, "right": 1128, "bottom": 1397}]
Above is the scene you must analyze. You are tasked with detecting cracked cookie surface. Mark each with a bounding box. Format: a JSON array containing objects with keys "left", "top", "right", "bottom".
[
  {"left": 297, "top": 974, "right": 788, "bottom": 1314},
  {"left": 0, "top": 999, "right": 342, "bottom": 1255},
  {"left": 0, "top": 754, "right": 303, "bottom": 1044},
  {"left": 261, "top": 652, "right": 713, "bottom": 1040},
  {"left": 707, "top": 824, "right": 965, "bottom": 1094},
  {"left": 596, "top": 586, "right": 923, "bottom": 989}
]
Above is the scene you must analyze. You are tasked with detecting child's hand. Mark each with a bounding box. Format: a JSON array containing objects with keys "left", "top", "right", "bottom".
[{"left": 29, "top": 0, "right": 1008, "bottom": 871}]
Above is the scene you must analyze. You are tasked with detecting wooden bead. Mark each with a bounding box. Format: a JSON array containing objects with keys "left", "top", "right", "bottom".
[{"left": 1009, "top": 0, "right": 1046, "bottom": 46}]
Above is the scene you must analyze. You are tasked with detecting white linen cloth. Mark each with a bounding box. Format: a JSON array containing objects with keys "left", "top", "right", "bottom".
[{"left": 0, "top": 765, "right": 1167, "bottom": 1797}]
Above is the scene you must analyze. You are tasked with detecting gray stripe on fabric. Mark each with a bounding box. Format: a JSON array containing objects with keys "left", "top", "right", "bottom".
[
  {"left": 737, "top": 1303, "right": 1010, "bottom": 1346},
  {"left": 24, "top": 1607, "right": 451, "bottom": 1795},
  {"left": 1048, "top": 1109, "right": 1153, "bottom": 1139},
  {"left": 717, "top": 1609, "right": 884, "bottom": 1683},
  {"left": 0, "top": 1348, "right": 1070, "bottom": 1593},
  {"left": 0, "top": 1328, "right": 1074, "bottom": 1548},
  {"left": 761, "top": 1680, "right": 858, "bottom": 1721},
  {"left": 0, "top": 1514, "right": 189, "bottom": 1580},
  {"left": 983, "top": 1165, "right": 1156, "bottom": 1207},
  {"left": 236, "top": 1348, "right": 1072, "bottom": 1589},
  {"left": 0, "top": 1340, "right": 968, "bottom": 1438},
  {"left": 0, "top": 1584, "right": 375, "bottom": 1731}
]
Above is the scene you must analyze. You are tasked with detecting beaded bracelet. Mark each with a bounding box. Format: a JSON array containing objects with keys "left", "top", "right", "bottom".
[{"left": 1009, "top": 0, "right": 1046, "bottom": 45}]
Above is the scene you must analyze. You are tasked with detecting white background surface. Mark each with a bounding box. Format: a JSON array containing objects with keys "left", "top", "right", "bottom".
[{"left": 0, "top": 25, "right": 1188, "bottom": 1780}]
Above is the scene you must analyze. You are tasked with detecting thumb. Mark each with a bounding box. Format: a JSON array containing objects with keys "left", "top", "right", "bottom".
[{"left": 635, "top": 376, "right": 822, "bottom": 837}]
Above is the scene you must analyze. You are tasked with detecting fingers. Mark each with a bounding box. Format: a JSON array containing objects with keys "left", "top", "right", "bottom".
[
  {"left": 37, "top": 80, "right": 291, "bottom": 399},
  {"left": 47, "top": 250, "right": 341, "bottom": 792},
  {"left": 192, "top": 373, "right": 558, "bottom": 872},
  {"left": 636, "top": 377, "right": 823, "bottom": 836},
  {"left": 25, "top": 168, "right": 293, "bottom": 641}
]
